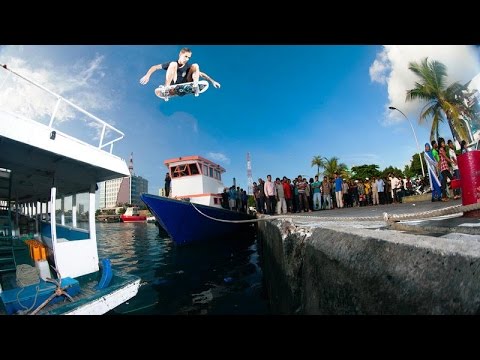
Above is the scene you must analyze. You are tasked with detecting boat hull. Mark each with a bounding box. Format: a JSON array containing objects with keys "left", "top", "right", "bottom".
[
  {"left": 140, "top": 193, "right": 256, "bottom": 245},
  {"left": 120, "top": 215, "right": 147, "bottom": 223}
]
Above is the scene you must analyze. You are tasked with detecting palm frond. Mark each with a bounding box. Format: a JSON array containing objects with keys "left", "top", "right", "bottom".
[{"left": 406, "top": 57, "right": 470, "bottom": 143}]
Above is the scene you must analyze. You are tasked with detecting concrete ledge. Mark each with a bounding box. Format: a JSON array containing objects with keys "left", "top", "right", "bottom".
[
  {"left": 258, "top": 218, "right": 480, "bottom": 314},
  {"left": 402, "top": 193, "right": 431, "bottom": 203}
]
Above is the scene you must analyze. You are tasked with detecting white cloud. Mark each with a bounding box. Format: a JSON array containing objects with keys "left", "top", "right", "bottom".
[
  {"left": 0, "top": 47, "right": 119, "bottom": 147},
  {"left": 369, "top": 50, "right": 389, "bottom": 84},
  {"left": 370, "top": 45, "right": 480, "bottom": 126},
  {"left": 206, "top": 152, "right": 230, "bottom": 165},
  {"left": 0, "top": 48, "right": 115, "bottom": 121}
]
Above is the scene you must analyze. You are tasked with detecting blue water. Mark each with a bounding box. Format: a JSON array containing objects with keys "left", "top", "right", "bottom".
[{"left": 94, "top": 222, "right": 270, "bottom": 315}]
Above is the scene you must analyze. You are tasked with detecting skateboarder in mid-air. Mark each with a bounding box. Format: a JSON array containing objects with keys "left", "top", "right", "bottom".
[{"left": 139, "top": 47, "right": 221, "bottom": 98}]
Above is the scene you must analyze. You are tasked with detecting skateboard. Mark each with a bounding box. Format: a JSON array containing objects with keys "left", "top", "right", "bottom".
[{"left": 156, "top": 80, "right": 209, "bottom": 101}]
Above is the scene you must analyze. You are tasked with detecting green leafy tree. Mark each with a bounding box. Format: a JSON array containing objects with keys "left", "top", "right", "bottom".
[
  {"left": 323, "top": 157, "right": 348, "bottom": 178},
  {"left": 406, "top": 57, "right": 474, "bottom": 144},
  {"left": 350, "top": 164, "right": 381, "bottom": 180},
  {"left": 247, "top": 195, "right": 256, "bottom": 208},
  {"left": 381, "top": 166, "right": 403, "bottom": 178},
  {"left": 311, "top": 155, "right": 326, "bottom": 177},
  {"left": 408, "top": 153, "right": 423, "bottom": 177}
]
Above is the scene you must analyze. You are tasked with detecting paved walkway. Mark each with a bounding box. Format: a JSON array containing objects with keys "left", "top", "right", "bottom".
[
  {"left": 289, "top": 197, "right": 462, "bottom": 219},
  {"left": 267, "top": 197, "right": 480, "bottom": 236}
]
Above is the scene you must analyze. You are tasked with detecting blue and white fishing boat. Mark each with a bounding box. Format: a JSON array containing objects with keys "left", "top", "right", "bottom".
[
  {"left": 141, "top": 155, "right": 255, "bottom": 246},
  {"left": 0, "top": 64, "right": 140, "bottom": 315}
]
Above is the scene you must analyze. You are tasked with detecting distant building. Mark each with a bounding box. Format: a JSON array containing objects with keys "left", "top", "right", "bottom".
[
  {"left": 78, "top": 203, "right": 84, "bottom": 214},
  {"left": 98, "top": 177, "right": 124, "bottom": 209},
  {"left": 98, "top": 153, "right": 149, "bottom": 209}
]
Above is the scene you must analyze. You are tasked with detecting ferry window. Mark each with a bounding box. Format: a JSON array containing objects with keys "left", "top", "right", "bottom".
[
  {"left": 172, "top": 165, "right": 188, "bottom": 178},
  {"left": 202, "top": 164, "right": 208, "bottom": 175},
  {"left": 189, "top": 163, "right": 199, "bottom": 175},
  {"left": 209, "top": 167, "right": 213, "bottom": 177},
  {"left": 215, "top": 170, "right": 220, "bottom": 179},
  {"left": 214, "top": 198, "right": 219, "bottom": 204}
]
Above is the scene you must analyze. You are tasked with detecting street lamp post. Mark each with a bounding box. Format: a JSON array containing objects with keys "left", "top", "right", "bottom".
[{"left": 389, "top": 106, "right": 426, "bottom": 178}]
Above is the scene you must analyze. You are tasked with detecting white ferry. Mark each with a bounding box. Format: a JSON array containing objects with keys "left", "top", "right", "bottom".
[{"left": 0, "top": 64, "right": 140, "bottom": 315}]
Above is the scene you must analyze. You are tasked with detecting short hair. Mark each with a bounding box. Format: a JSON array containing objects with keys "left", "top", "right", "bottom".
[{"left": 180, "top": 47, "right": 191, "bottom": 54}]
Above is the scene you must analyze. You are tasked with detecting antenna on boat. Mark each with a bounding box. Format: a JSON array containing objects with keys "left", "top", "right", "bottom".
[
  {"left": 247, "top": 152, "right": 253, "bottom": 195},
  {"left": 129, "top": 152, "right": 134, "bottom": 176}
]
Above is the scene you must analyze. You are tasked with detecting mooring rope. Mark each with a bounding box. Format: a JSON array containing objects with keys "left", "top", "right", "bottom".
[
  {"left": 15, "top": 264, "right": 41, "bottom": 313},
  {"left": 190, "top": 201, "right": 480, "bottom": 224}
]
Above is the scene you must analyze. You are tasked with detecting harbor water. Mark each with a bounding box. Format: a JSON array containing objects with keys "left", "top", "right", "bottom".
[{"left": 94, "top": 222, "right": 270, "bottom": 315}]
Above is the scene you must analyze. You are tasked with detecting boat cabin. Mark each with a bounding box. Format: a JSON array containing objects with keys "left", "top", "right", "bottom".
[{"left": 165, "top": 155, "right": 226, "bottom": 207}]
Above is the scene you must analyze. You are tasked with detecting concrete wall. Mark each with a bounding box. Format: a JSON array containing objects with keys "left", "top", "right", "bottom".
[{"left": 258, "top": 218, "right": 480, "bottom": 314}]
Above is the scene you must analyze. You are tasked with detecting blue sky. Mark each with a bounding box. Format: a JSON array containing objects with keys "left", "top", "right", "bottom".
[{"left": 1, "top": 45, "right": 479, "bottom": 194}]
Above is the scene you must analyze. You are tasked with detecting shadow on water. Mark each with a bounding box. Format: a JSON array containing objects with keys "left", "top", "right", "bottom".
[{"left": 98, "top": 222, "right": 270, "bottom": 315}]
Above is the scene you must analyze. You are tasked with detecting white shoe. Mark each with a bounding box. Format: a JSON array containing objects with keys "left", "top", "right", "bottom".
[
  {"left": 156, "top": 85, "right": 169, "bottom": 98},
  {"left": 192, "top": 82, "right": 199, "bottom": 96}
]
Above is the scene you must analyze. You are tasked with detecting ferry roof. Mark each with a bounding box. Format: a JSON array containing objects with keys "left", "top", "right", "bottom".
[
  {"left": 0, "top": 135, "right": 129, "bottom": 203},
  {"left": 164, "top": 155, "right": 226, "bottom": 173},
  {"left": 0, "top": 64, "right": 130, "bottom": 203}
]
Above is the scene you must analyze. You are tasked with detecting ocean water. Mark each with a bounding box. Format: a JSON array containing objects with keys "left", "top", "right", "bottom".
[{"left": 94, "top": 222, "right": 270, "bottom": 315}]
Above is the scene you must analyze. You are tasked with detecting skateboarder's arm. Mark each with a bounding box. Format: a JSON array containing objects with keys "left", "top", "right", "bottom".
[
  {"left": 140, "top": 64, "right": 165, "bottom": 85},
  {"left": 199, "top": 71, "right": 221, "bottom": 88}
]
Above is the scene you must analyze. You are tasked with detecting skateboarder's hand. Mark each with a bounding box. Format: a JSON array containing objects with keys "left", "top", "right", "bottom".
[{"left": 140, "top": 75, "right": 150, "bottom": 85}]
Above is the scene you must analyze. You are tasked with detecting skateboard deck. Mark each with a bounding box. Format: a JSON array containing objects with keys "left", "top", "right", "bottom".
[{"left": 156, "top": 80, "right": 209, "bottom": 101}]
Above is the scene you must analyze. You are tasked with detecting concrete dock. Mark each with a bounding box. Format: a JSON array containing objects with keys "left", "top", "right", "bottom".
[{"left": 256, "top": 198, "right": 480, "bottom": 314}]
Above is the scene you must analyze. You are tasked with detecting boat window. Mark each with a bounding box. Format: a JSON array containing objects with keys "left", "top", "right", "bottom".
[
  {"left": 188, "top": 163, "right": 199, "bottom": 175},
  {"left": 171, "top": 165, "right": 188, "bottom": 178},
  {"left": 171, "top": 164, "right": 200, "bottom": 178},
  {"left": 202, "top": 164, "right": 208, "bottom": 175},
  {"left": 209, "top": 167, "right": 213, "bottom": 177}
]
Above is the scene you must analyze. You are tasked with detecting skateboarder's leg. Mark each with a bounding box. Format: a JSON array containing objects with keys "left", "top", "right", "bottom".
[
  {"left": 188, "top": 64, "right": 200, "bottom": 95},
  {"left": 165, "top": 62, "right": 178, "bottom": 87}
]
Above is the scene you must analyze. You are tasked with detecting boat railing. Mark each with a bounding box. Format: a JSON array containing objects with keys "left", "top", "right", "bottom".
[{"left": 0, "top": 64, "right": 124, "bottom": 154}]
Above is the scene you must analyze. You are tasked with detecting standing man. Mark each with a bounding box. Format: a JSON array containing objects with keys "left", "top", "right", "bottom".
[
  {"left": 334, "top": 173, "right": 343, "bottom": 209},
  {"left": 164, "top": 172, "right": 171, "bottom": 197},
  {"left": 264, "top": 175, "right": 276, "bottom": 215}
]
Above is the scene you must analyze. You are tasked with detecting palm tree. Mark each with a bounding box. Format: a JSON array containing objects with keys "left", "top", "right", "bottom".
[
  {"left": 311, "top": 155, "right": 325, "bottom": 176},
  {"left": 406, "top": 57, "right": 474, "bottom": 144},
  {"left": 323, "top": 156, "right": 348, "bottom": 178}
]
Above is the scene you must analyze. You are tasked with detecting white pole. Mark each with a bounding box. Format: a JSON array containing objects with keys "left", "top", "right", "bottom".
[{"left": 390, "top": 107, "right": 426, "bottom": 178}]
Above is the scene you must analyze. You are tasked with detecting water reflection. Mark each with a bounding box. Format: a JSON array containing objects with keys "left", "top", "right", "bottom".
[{"left": 94, "top": 223, "right": 269, "bottom": 315}]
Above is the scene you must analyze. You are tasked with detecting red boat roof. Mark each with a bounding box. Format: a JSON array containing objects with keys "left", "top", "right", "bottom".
[{"left": 164, "top": 155, "right": 226, "bottom": 173}]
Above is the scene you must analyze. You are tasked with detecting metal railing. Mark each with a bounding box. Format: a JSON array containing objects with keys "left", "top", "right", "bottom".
[{"left": 0, "top": 64, "right": 125, "bottom": 154}]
